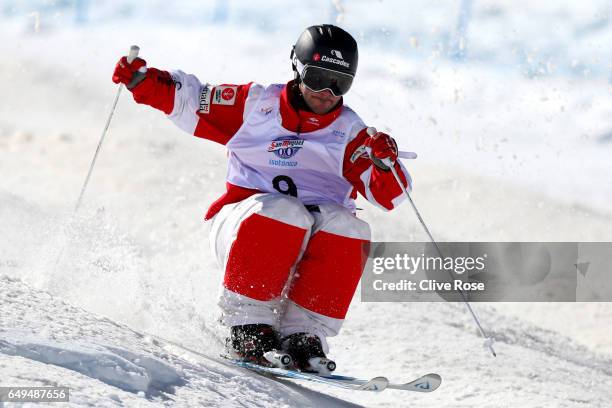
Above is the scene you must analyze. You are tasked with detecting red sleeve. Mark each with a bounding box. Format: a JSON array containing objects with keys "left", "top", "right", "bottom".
[
  {"left": 129, "top": 68, "right": 253, "bottom": 146},
  {"left": 130, "top": 68, "right": 176, "bottom": 115},
  {"left": 343, "top": 128, "right": 411, "bottom": 210},
  {"left": 192, "top": 83, "right": 252, "bottom": 145}
]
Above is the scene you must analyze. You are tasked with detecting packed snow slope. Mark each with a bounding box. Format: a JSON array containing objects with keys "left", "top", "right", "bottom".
[
  {"left": 3, "top": 275, "right": 612, "bottom": 408},
  {"left": 0, "top": 276, "right": 363, "bottom": 408},
  {"left": 2, "top": 4, "right": 612, "bottom": 407}
]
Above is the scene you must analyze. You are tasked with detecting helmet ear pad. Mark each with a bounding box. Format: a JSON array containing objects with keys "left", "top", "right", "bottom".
[{"left": 290, "top": 46, "right": 301, "bottom": 83}]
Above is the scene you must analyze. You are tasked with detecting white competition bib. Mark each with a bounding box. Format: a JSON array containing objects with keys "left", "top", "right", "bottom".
[{"left": 225, "top": 84, "right": 364, "bottom": 211}]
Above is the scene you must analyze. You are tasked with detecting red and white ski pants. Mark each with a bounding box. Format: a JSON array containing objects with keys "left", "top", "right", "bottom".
[{"left": 210, "top": 193, "right": 370, "bottom": 352}]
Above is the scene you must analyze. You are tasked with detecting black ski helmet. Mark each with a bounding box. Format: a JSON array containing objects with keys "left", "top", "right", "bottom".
[{"left": 291, "top": 24, "right": 359, "bottom": 80}]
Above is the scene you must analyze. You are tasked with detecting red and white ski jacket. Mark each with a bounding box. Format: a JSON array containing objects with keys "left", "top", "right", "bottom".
[{"left": 127, "top": 67, "right": 411, "bottom": 220}]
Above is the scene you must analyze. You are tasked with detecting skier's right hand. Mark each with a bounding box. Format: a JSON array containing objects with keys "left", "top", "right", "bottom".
[{"left": 112, "top": 56, "right": 147, "bottom": 87}]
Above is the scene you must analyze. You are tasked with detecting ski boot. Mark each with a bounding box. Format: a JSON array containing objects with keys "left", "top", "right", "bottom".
[
  {"left": 281, "top": 332, "right": 337, "bottom": 375},
  {"left": 227, "top": 324, "right": 292, "bottom": 368}
]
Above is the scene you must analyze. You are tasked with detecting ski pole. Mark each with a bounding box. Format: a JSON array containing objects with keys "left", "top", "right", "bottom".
[
  {"left": 53, "top": 45, "right": 141, "bottom": 272},
  {"left": 366, "top": 127, "right": 497, "bottom": 357},
  {"left": 73, "top": 45, "right": 141, "bottom": 213}
]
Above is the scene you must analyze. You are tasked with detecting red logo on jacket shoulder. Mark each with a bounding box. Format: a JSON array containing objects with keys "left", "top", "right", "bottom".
[
  {"left": 221, "top": 87, "right": 235, "bottom": 101},
  {"left": 213, "top": 85, "right": 238, "bottom": 105}
]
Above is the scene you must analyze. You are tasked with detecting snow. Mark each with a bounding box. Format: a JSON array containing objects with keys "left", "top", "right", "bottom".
[
  {"left": 1, "top": 1, "right": 612, "bottom": 406},
  {"left": 0, "top": 276, "right": 360, "bottom": 407},
  {"left": 1, "top": 330, "right": 184, "bottom": 395},
  {"left": 2, "top": 275, "right": 612, "bottom": 407}
]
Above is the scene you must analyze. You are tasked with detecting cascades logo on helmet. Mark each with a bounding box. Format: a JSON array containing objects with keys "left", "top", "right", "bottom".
[
  {"left": 267, "top": 136, "right": 305, "bottom": 159},
  {"left": 294, "top": 25, "right": 358, "bottom": 78},
  {"left": 321, "top": 55, "right": 350, "bottom": 68}
]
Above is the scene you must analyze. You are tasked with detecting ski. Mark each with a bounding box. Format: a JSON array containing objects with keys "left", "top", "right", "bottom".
[
  {"left": 229, "top": 359, "right": 388, "bottom": 391},
  {"left": 224, "top": 357, "right": 441, "bottom": 393},
  {"left": 387, "top": 373, "right": 442, "bottom": 392}
]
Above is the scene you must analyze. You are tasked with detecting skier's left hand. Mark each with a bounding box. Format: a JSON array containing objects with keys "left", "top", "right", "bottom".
[{"left": 364, "top": 131, "right": 398, "bottom": 170}]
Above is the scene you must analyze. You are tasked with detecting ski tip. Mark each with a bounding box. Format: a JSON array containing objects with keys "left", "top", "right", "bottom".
[
  {"left": 424, "top": 373, "right": 441, "bottom": 382},
  {"left": 388, "top": 373, "right": 442, "bottom": 392},
  {"left": 413, "top": 373, "right": 441, "bottom": 392},
  {"left": 358, "top": 376, "right": 389, "bottom": 392}
]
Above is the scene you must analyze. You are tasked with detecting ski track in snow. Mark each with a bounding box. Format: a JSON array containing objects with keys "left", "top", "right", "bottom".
[
  {"left": 0, "top": 276, "right": 364, "bottom": 407},
  {"left": 1, "top": 17, "right": 612, "bottom": 408}
]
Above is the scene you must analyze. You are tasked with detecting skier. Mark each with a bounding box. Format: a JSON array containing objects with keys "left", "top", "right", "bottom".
[{"left": 112, "top": 24, "right": 411, "bottom": 374}]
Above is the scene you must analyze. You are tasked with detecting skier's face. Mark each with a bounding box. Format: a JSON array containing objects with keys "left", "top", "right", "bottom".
[{"left": 299, "top": 82, "right": 342, "bottom": 114}]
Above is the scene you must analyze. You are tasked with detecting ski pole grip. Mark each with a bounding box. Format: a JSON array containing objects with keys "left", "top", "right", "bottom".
[
  {"left": 367, "top": 126, "right": 395, "bottom": 167},
  {"left": 365, "top": 126, "right": 376, "bottom": 157},
  {"left": 126, "top": 45, "right": 147, "bottom": 90},
  {"left": 127, "top": 45, "right": 140, "bottom": 64}
]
